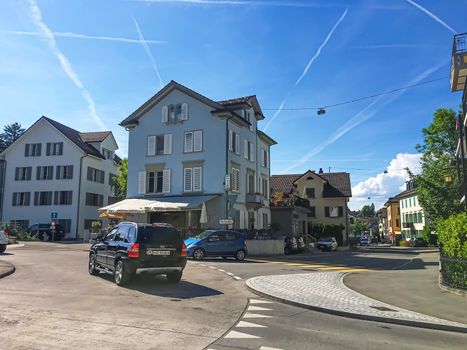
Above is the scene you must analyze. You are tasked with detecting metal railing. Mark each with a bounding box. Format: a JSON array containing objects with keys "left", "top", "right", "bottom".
[{"left": 440, "top": 249, "right": 467, "bottom": 290}]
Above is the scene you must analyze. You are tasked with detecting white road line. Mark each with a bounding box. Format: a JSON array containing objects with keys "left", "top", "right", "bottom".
[
  {"left": 233, "top": 276, "right": 242, "bottom": 280},
  {"left": 236, "top": 321, "right": 267, "bottom": 328},
  {"left": 260, "top": 346, "right": 285, "bottom": 350},
  {"left": 217, "top": 269, "right": 225, "bottom": 272},
  {"left": 243, "top": 313, "right": 272, "bottom": 319},
  {"left": 248, "top": 306, "right": 273, "bottom": 311},
  {"left": 208, "top": 266, "right": 216, "bottom": 269},
  {"left": 249, "top": 299, "right": 273, "bottom": 304},
  {"left": 226, "top": 272, "right": 234, "bottom": 275},
  {"left": 224, "top": 330, "right": 261, "bottom": 339}
]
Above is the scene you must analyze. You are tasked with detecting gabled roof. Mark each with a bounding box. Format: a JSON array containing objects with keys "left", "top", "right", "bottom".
[
  {"left": 257, "top": 130, "right": 277, "bottom": 145},
  {"left": 80, "top": 131, "right": 111, "bottom": 143},
  {"left": 217, "top": 95, "right": 265, "bottom": 120},
  {"left": 271, "top": 171, "right": 352, "bottom": 198}
]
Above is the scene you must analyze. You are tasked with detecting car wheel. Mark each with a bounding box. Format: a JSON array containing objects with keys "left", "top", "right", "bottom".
[
  {"left": 235, "top": 249, "right": 246, "bottom": 261},
  {"left": 193, "top": 248, "right": 204, "bottom": 261},
  {"left": 88, "top": 253, "right": 99, "bottom": 275},
  {"left": 114, "top": 260, "right": 131, "bottom": 286},
  {"left": 166, "top": 271, "right": 182, "bottom": 283},
  {"left": 0, "top": 244, "right": 6, "bottom": 253}
]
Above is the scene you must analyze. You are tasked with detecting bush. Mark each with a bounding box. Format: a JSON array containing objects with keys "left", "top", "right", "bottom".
[
  {"left": 437, "top": 212, "right": 467, "bottom": 258},
  {"left": 91, "top": 221, "right": 102, "bottom": 234},
  {"left": 399, "top": 240, "right": 410, "bottom": 247},
  {"left": 16, "top": 231, "right": 38, "bottom": 241},
  {"left": 310, "top": 224, "right": 344, "bottom": 246},
  {"left": 421, "top": 226, "right": 438, "bottom": 246}
]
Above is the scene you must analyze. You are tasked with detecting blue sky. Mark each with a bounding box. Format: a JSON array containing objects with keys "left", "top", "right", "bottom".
[{"left": 0, "top": 0, "right": 465, "bottom": 210}]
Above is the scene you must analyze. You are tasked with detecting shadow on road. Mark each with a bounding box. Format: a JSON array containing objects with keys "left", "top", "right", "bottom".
[
  {"left": 98, "top": 273, "right": 223, "bottom": 299},
  {"left": 0, "top": 252, "right": 14, "bottom": 256}
]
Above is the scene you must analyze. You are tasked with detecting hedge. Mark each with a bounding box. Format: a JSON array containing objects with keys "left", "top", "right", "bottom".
[
  {"left": 437, "top": 212, "right": 467, "bottom": 259},
  {"left": 309, "top": 224, "right": 344, "bottom": 246}
]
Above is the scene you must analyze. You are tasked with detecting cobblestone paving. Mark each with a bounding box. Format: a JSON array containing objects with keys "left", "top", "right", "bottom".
[{"left": 246, "top": 272, "right": 467, "bottom": 332}]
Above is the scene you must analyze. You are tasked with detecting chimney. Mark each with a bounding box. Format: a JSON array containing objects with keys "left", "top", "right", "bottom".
[{"left": 319, "top": 168, "right": 323, "bottom": 174}]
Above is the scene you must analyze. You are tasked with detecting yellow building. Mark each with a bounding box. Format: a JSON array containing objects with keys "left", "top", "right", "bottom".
[{"left": 384, "top": 197, "right": 401, "bottom": 236}]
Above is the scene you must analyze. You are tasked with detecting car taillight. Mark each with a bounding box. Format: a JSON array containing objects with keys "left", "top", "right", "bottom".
[
  {"left": 181, "top": 242, "right": 187, "bottom": 257},
  {"left": 128, "top": 243, "right": 139, "bottom": 258}
]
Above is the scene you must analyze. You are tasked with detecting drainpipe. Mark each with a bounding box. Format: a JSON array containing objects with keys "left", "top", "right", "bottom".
[
  {"left": 0, "top": 159, "right": 6, "bottom": 222},
  {"left": 75, "top": 155, "right": 86, "bottom": 240},
  {"left": 224, "top": 115, "right": 234, "bottom": 228}
]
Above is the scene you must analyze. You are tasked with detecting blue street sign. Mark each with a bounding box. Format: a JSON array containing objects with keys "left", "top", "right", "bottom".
[{"left": 51, "top": 212, "right": 58, "bottom": 220}]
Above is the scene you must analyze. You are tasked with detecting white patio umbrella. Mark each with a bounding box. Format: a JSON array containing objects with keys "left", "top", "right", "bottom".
[{"left": 200, "top": 202, "right": 208, "bottom": 227}]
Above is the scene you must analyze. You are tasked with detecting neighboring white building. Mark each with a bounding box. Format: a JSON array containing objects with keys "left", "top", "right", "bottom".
[
  {"left": 398, "top": 181, "right": 426, "bottom": 240},
  {"left": 116, "top": 81, "right": 276, "bottom": 231},
  {"left": 0, "top": 116, "right": 120, "bottom": 238}
]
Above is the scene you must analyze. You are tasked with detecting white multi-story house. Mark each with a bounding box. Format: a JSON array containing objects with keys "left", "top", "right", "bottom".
[
  {"left": 398, "top": 181, "right": 426, "bottom": 240},
  {"left": 117, "top": 81, "right": 276, "bottom": 231},
  {"left": 0, "top": 116, "right": 120, "bottom": 238}
]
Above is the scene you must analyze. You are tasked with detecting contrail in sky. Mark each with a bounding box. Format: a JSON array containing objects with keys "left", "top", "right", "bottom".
[
  {"left": 2, "top": 30, "right": 165, "bottom": 44},
  {"left": 28, "top": 0, "right": 107, "bottom": 130},
  {"left": 263, "top": 8, "right": 348, "bottom": 132},
  {"left": 282, "top": 62, "right": 446, "bottom": 173},
  {"left": 132, "top": 16, "right": 164, "bottom": 88},
  {"left": 295, "top": 8, "right": 348, "bottom": 86},
  {"left": 405, "top": 0, "right": 457, "bottom": 34}
]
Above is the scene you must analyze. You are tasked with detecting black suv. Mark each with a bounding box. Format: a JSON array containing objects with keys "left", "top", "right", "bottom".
[
  {"left": 27, "top": 223, "right": 65, "bottom": 241},
  {"left": 89, "top": 222, "right": 187, "bottom": 286}
]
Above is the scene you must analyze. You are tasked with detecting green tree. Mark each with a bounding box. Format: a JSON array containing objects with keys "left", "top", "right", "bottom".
[
  {"left": 0, "top": 122, "right": 25, "bottom": 152},
  {"left": 352, "top": 220, "right": 369, "bottom": 236},
  {"left": 412, "top": 108, "right": 462, "bottom": 223},
  {"left": 111, "top": 158, "right": 128, "bottom": 200},
  {"left": 360, "top": 204, "right": 375, "bottom": 217}
]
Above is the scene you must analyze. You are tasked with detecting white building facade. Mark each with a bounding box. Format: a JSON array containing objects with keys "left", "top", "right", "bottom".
[{"left": 399, "top": 185, "right": 426, "bottom": 240}]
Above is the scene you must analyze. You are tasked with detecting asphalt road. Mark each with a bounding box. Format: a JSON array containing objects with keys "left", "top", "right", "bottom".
[{"left": 1, "top": 243, "right": 467, "bottom": 350}]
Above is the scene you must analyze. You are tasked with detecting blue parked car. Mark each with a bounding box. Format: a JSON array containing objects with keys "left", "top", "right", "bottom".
[{"left": 184, "top": 230, "right": 247, "bottom": 261}]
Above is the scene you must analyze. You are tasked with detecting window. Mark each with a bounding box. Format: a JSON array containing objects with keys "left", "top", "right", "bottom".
[
  {"left": 231, "top": 167, "right": 240, "bottom": 192},
  {"left": 248, "top": 211, "right": 255, "bottom": 230},
  {"left": 244, "top": 110, "right": 255, "bottom": 132},
  {"left": 87, "top": 167, "right": 105, "bottom": 183},
  {"left": 54, "top": 191, "right": 73, "bottom": 205},
  {"left": 84, "top": 219, "right": 102, "bottom": 231},
  {"left": 396, "top": 219, "right": 400, "bottom": 227},
  {"left": 147, "top": 134, "right": 172, "bottom": 156},
  {"left": 46, "top": 142, "right": 63, "bottom": 156},
  {"left": 36, "top": 166, "right": 54, "bottom": 180},
  {"left": 85, "top": 192, "right": 104, "bottom": 207},
  {"left": 325, "top": 206, "right": 343, "bottom": 218},
  {"left": 184, "top": 167, "right": 202, "bottom": 192},
  {"left": 229, "top": 130, "right": 240, "bottom": 155},
  {"left": 147, "top": 169, "right": 171, "bottom": 193},
  {"left": 262, "top": 213, "right": 268, "bottom": 229},
  {"left": 12, "top": 192, "right": 30, "bottom": 206},
  {"left": 14, "top": 167, "right": 32, "bottom": 181},
  {"left": 261, "top": 148, "right": 268, "bottom": 168},
  {"left": 305, "top": 188, "right": 315, "bottom": 198},
  {"left": 25, "top": 143, "right": 41, "bottom": 157},
  {"left": 244, "top": 140, "right": 255, "bottom": 161},
  {"left": 58, "top": 219, "right": 71, "bottom": 234},
  {"left": 184, "top": 130, "right": 203, "bottom": 152},
  {"left": 56, "top": 165, "right": 73, "bottom": 180},
  {"left": 162, "top": 103, "right": 188, "bottom": 123},
  {"left": 102, "top": 148, "right": 113, "bottom": 160},
  {"left": 109, "top": 173, "right": 116, "bottom": 186},
  {"left": 308, "top": 207, "right": 316, "bottom": 217},
  {"left": 261, "top": 178, "right": 269, "bottom": 199},
  {"left": 247, "top": 172, "right": 255, "bottom": 194},
  {"left": 9, "top": 220, "right": 29, "bottom": 231},
  {"left": 34, "top": 191, "right": 53, "bottom": 206}
]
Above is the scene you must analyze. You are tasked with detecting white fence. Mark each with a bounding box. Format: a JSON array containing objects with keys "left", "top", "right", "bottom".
[{"left": 246, "top": 240, "right": 284, "bottom": 256}]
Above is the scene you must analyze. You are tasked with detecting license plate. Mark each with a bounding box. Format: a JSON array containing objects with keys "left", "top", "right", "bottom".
[{"left": 147, "top": 249, "right": 171, "bottom": 256}]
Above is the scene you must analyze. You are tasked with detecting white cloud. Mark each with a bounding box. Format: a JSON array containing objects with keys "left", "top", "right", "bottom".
[
  {"left": 1, "top": 30, "right": 165, "bottom": 44},
  {"left": 349, "top": 153, "right": 422, "bottom": 210},
  {"left": 405, "top": 0, "right": 457, "bottom": 34},
  {"left": 28, "top": 0, "right": 107, "bottom": 130}
]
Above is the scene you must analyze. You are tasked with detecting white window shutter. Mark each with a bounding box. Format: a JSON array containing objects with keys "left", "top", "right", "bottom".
[
  {"left": 194, "top": 131, "right": 202, "bottom": 152},
  {"left": 181, "top": 103, "right": 188, "bottom": 120},
  {"left": 249, "top": 142, "right": 254, "bottom": 162},
  {"left": 193, "top": 167, "right": 202, "bottom": 191},
  {"left": 228, "top": 130, "right": 233, "bottom": 151},
  {"left": 185, "top": 132, "right": 193, "bottom": 153},
  {"left": 164, "top": 134, "right": 172, "bottom": 154},
  {"left": 147, "top": 136, "right": 156, "bottom": 156},
  {"left": 162, "top": 105, "right": 168, "bottom": 123},
  {"left": 261, "top": 149, "right": 265, "bottom": 167},
  {"left": 138, "top": 171, "right": 146, "bottom": 194},
  {"left": 236, "top": 169, "right": 240, "bottom": 192},
  {"left": 184, "top": 168, "right": 192, "bottom": 192},
  {"left": 162, "top": 169, "right": 171, "bottom": 193},
  {"left": 235, "top": 134, "right": 240, "bottom": 155},
  {"left": 244, "top": 139, "right": 248, "bottom": 159}
]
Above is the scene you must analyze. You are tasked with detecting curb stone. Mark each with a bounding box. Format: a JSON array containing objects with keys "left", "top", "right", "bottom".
[
  {"left": 246, "top": 272, "right": 467, "bottom": 334},
  {"left": 0, "top": 260, "right": 15, "bottom": 279}
]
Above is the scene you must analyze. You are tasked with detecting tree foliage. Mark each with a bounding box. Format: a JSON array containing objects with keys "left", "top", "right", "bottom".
[
  {"left": 412, "top": 109, "right": 462, "bottom": 223},
  {"left": 111, "top": 158, "right": 128, "bottom": 200},
  {"left": 352, "top": 220, "right": 369, "bottom": 236},
  {"left": 437, "top": 213, "right": 467, "bottom": 258},
  {"left": 0, "top": 122, "right": 25, "bottom": 152}
]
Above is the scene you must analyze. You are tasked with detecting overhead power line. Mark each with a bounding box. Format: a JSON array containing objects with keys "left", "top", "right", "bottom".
[{"left": 262, "top": 76, "right": 448, "bottom": 111}]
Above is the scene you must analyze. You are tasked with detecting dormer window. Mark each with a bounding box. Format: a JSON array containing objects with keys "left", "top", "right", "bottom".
[
  {"left": 102, "top": 148, "right": 113, "bottom": 160},
  {"left": 162, "top": 103, "right": 188, "bottom": 123}
]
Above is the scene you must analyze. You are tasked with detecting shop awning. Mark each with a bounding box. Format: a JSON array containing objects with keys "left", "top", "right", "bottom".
[{"left": 98, "top": 198, "right": 155, "bottom": 214}]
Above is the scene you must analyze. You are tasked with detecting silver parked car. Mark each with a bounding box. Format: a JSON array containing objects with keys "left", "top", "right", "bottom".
[{"left": 317, "top": 237, "right": 338, "bottom": 251}]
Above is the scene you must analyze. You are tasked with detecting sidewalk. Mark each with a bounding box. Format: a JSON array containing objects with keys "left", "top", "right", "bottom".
[
  {"left": 344, "top": 253, "right": 467, "bottom": 325},
  {"left": 0, "top": 259, "right": 15, "bottom": 279},
  {"left": 246, "top": 271, "right": 467, "bottom": 333}
]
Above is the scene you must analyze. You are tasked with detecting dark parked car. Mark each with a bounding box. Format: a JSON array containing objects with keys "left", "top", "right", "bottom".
[
  {"left": 27, "top": 223, "right": 65, "bottom": 241},
  {"left": 89, "top": 222, "right": 187, "bottom": 286},
  {"left": 409, "top": 237, "right": 428, "bottom": 247},
  {"left": 317, "top": 237, "right": 338, "bottom": 251},
  {"left": 184, "top": 230, "right": 247, "bottom": 261}
]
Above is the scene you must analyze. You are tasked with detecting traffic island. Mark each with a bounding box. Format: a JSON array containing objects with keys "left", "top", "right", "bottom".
[
  {"left": 0, "top": 260, "right": 15, "bottom": 279},
  {"left": 246, "top": 272, "right": 467, "bottom": 333}
]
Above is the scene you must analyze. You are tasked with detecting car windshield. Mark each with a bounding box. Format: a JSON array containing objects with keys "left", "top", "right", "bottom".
[
  {"left": 319, "top": 237, "right": 332, "bottom": 242},
  {"left": 194, "top": 231, "right": 214, "bottom": 239}
]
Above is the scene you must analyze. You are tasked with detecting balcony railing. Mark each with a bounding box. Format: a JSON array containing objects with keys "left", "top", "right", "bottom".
[
  {"left": 294, "top": 197, "right": 310, "bottom": 208},
  {"left": 451, "top": 33, "right": 467, "bottom": 92},
  {"left": 246, "top": 193, "right": 263, "bottom": 205}
]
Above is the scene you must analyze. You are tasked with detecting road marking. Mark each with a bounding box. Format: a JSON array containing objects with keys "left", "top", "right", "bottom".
[
  {"left": 233, "top": 276, "right": 242, "bottom": 280},
  {"left": 226, "top": 272, "right": 234, "bottom": 276},
  {"left": 260, "top": 346, "right": 285, "bottom": 350},
  {"left": 243, "top": 313, "right": 272, "bottom": 318},
  {"left": 224, "top": 330, "right": 261, "bottom": 339},
  {"left": 217, "top": 269, "right": 225, "bottom": 272},
  {"left": 249, "top": 299, "right": 273, "bottom": 304},
  {"left": 313, "top": 266, "right": 352, "bottom": 271},
  {"left": 283, "top": 263, "right": 311, "bottom": 266},
  {"left": 236, "top": 321, "right": 267, "bottom": 328},
  {"left": 248, "top": 306, "right": 273, "bottom": 311},
  {"left": 337, "top": 268, "right": 370, "bottom": 273}
]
